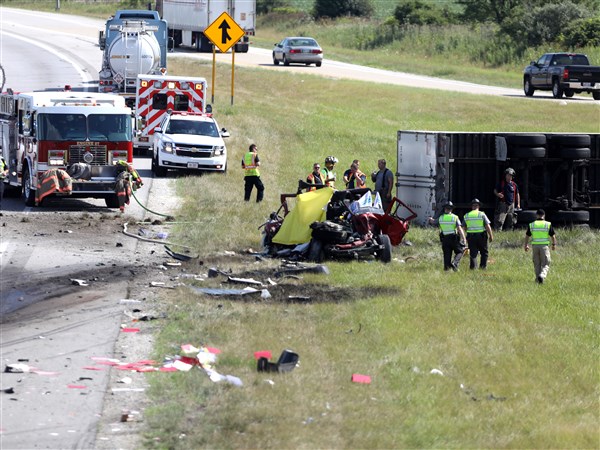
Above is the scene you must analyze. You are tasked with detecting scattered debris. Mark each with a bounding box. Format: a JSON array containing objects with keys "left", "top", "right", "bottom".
[
  {"left": 70, "top": 278, "right": 89, "bottom": 287},
  {"left": 120, "top": 410, "right": 140, "bottom": 422},
  {"left": 254, "top": 351, "right": 272, "bottom": 360},
  {"left": 117, "top": 377, "right": 133, "bottom": 384},
  {"left": 257, "top": 350, "right": 299, "bottom": 373},
  {"left": 430, "top": 369, "right": 444, "bottom": 376},
  {"left": 227, "top": 276, "right": 264, "bottom": 286},
  {"left": 5, "top": 364, "right": 31, "bottom": 373},
  {"left": 274, "top": 263, "right": 329, "bottom": 278},
  {"left": 351, "top": 374, "right": 372, "bottom": 384},
  {"left": 2, "top": 388, "right": 15, "bottom": 394},
  {"left": 190, "top": 286, "right": 269, "bottom": 297},
  {"left": 165, "top": 245, "right": 198, "bottom": 262}
]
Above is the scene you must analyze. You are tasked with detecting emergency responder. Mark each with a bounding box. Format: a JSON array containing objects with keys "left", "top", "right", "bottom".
[
  {"left": 343, "top": 159, "right": 360, "bottom": 186},
  {"left": 344, "top": 162, "right": 367, "bottom": 189},
  {"left": 321, "top": 156, "right": 338, "bottom": 188},
  {"left": 306, "top": 162, "right": 324, "bottom": 191},
  {"left": 493, "top": 168, "right": 520, "bottom": 231},
  {"left": 428, "top": 201, "right": 466, "bottom": 271},
  {"left": 524, "top": 209, "right": 557, "bottom": 283},
  {"left": 242, "top": 144, "right": 264, "bottom": 202},
  {"left": 0, "top": 155, "right": 8, "bottom": 208},
  {"left": 463, "top": 198, "right": 494, "bottom": 269},
  {"left": 372, "top": 159, "right": 394, "bottom": 212}
]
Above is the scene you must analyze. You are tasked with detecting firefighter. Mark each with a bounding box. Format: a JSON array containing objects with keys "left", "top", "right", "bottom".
[
  {"left": 321, "top": 156, "right": 338, "bottom": 188},
  {"left": 306, "top": 162, "right": 324, "bottom": 191},
  {"left": 493, "top": 167, "right": 520, "bottom": 231},
  {"left": 463, "top": 198, "right": 494, "bottom": 269},
  {"left": 524, "top": 209, "right": 557, "bottom": 283},
  {"left": 0, "top": 155, "right": 8, "bottom": 208},
  {"left": 429, "top": 201, "right": 466, "bottom": 271},
  {"left": 242, "top": 143, "right": 264, "bottom": 202}
]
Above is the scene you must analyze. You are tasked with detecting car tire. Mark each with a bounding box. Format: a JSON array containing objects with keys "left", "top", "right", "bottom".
[
  {"left": 523, "top": 77, "right": 535, "bottom": 96},
  {"left": 152, "top": 154, "right": 167, "bottom": 178},
  {"left": 551, "top": 135, "right": 591, "bottom": 147},
  {"left": 593, "top": 91, "right": 600, "bottom": 100},
  {"left": 22, "top": 165, "right": 36, "bottom": 207},
  {"left": 273, "top": 53, "right": 279, "bottom": 65},
  {"left": 557, "top": 147, "right": 591, "bottom": 159},
  {"left": 564, "top": 90, "right": 574, "bottom": 98},
  {"left": 105, "top": 194, "right": 120, "bottom": 209},
  {"left": 551, "top": 210, "right": 589, "bottom": 223},
  {"left": 283, "top": 55, "right": 290, "bottom": 66},
  {"left": 552, "top": 79, "right": 564, "bottom": 98},
  {"left": 308, "top": 239, "right": 324, "bottom": 263},
  {"left": 517, "top": 210, "right": 539, "bottom": 223},
  {"left": 377, "top": 234, "right": 392, "bottom": 263},
  {"left": 505, "top": 134, "right": 547, "bottom": 147},
  {"left": 316, "top": 62, "right": 322, "bottom": 67},
  {"left": 508, "top": 147, "right": 546, "bottom": 158}
]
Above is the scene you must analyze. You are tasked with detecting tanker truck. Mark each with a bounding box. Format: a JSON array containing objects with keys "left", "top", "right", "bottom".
[
  {"left": 156, "top": 0, "right": 254, "bottom": 52},
  {"left": 98, "top": 10, "right": 168, "bottom": 97}
]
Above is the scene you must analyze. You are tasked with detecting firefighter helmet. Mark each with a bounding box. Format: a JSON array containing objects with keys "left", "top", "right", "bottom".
[{"left": 325, "top": 156, "right": 338, "bottom": 164}]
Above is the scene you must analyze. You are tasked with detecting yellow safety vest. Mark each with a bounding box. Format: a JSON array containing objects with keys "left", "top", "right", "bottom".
[
  {"left": 0, "top": 158, "right": 6, "bottom": 179},
  {"left": 530, "top": 220, "right": 551, "bottom": 245},
  {"left": 244, "top": 152, "right": 259, "bottom": 177},
  {"left": 439, "top": 213, "right": 459, "bottom": 235},
  {"left": 464, "top": 210, "right": 485, "bottom": 233},
  {"left": 321, "top": 168, "right": 335, "bottom": 188}
]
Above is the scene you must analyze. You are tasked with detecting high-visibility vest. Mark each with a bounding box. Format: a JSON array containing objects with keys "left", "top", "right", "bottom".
[
  {"left": 307, "top": 172, "right": 323, "bottom": 191},
  {"left": 439, "top": 213, "right": 459, "bottom": 235},
  {"left": 530, "top": 220, "right": 551, "bottom": 245},
  {"left": 464, "top": 210, "right": 485, "bottom": 233},
  {"left": 243, "top": 152, "right": 259, "bottom": 177},
  {"left": 0, "top": 158, "right": 6, "bottom": 179}
]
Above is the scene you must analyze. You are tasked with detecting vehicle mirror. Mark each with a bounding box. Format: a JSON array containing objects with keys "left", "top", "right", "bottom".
[
  {"left": 206, "top": 104, "right": 213, "bottom": 113},
  {"left": 220, "top": 128, "right": 230, "bottom": 138},
  {"left": 154, "top": 127, "right": 162, "bottom": 134}
]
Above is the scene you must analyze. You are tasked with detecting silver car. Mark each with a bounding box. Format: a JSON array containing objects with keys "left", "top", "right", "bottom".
[{"left": 273, "top": 37, "right": 323, "bottom": 67}]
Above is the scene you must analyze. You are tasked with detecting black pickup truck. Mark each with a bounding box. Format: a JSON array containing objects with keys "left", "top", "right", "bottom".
[{"left": 523, "top": 53, "right": 600, "bottom": 100}]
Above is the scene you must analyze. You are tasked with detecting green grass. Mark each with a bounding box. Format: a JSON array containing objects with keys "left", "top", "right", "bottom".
[{"left": 134, "top": 58, "right": 600, "bottom": 448}]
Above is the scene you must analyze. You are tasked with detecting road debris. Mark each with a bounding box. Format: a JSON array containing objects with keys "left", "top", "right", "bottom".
[
  {"left": 70, "top": 279, "right": 89, "bottom": 287},
  {"left": 351, "top": 374, "right": 372, "bottom": 384}
]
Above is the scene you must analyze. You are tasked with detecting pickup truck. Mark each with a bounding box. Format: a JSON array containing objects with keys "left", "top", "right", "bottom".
[
  {"left": 523, "top": 53, "right": 600, "bottom": 100},
  {"left": 151, "top": 111, "right": 229, "bottom": 177}
]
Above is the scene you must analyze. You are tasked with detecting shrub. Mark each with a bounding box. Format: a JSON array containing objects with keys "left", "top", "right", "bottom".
[
  {"left": 393, "top": 0, "right": 458, "bottom": 25},
  {"left": 560, "top": 16, "right": 600, "bottom": 47},
  {"left": 313, "top": 0, "right": 374, "bottom": 19}
]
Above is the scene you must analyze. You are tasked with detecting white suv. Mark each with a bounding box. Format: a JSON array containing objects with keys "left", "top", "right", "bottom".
[{"left": 151, "top": 112, "right": 229, "bottom": 177}]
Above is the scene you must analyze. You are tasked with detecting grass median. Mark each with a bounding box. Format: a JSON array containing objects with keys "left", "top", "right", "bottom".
[{"left": 138, "top": 58, "right": 600, "bottom": 448}]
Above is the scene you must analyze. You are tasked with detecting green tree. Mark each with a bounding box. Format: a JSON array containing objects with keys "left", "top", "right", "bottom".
[
  {"left": 394, "top": 0, "right": 457, "bottom": 25},
  {"left": 313, "top": 0, "right": 374, "bottom": 19},
  {"left": 257, "top": 0, "right": 291, "bottom": 15},
  {"left": 458, "top": 0, "right": 524, "bottom": 23},
  {"left": 561, "top": 16, "right": 600, "bottom": 47}
]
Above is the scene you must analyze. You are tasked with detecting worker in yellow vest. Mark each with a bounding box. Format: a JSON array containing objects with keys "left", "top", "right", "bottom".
[
  {"left": 241, "top": 143, "right": 264, "bottom": 202},
  {"left": 428, "top": 201, "right": 466, "bottom": 271},
  {"left": 524, "top": 209, "right": 557, "bottom": 283},
  {"left": 463, "top": 198, "right": 494, "bottom": 269},
  {"left": 0, "top": 156, "right": 8, "bottom": 209}
]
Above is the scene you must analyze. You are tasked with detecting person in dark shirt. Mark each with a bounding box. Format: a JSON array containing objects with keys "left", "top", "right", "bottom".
[{"left": 493, "top": 168, "right": 520, "bottom": 230}]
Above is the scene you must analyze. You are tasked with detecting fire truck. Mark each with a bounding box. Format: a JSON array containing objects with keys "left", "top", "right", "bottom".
[
  {"left": 0, "top": 90, "right": 133, "bottom": 207},
  {"left": 134, "top": 74, "right": 209, "bottom": 153}
]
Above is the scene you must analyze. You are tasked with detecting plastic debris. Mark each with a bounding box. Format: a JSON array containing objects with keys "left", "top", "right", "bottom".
[
  {"left": 4, "top": 364, "right": 31, "bottom": 373},
  {"left": 119, "top": 299, "right": 142, "bottom": 304},
  {"left": 117, "top": 377, "right": 133, "bottom": 384},
  {"left": 227, "top": 276, "right": 264, "bottom": 285},
  {"left": 430, "top": 369, "right": 444, "bottom": 376},
  {"left": 70, "top": 279, "right": 89, "bottom": 286},
  {"left": 257, "top": 350, "right": 299, "bottom": 373},
  {"left": 120, "top": 410, "right": 140, "bottom": 422},
  {"left": 274, "top": 263, "right": 329, "bottom": 277},
  {"left": 261, "top": 289, "right": 272, "bottom": 299},
  {"left": 351, "top": 374, "right": 372, "bottom": 384},
  {"left": 254, "top": 351, "right": 272, "bottom": 360},
  {"left": 190, "top": 286, "right": 263, "bottom": 297}
]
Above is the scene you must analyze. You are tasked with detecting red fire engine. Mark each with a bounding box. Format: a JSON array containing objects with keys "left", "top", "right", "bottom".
[
  {"left": 0, "top": 90, "right": 133, "bottom": 207},
  {"left": 134, "top": 75, "right": 208, "bottom": 153}
]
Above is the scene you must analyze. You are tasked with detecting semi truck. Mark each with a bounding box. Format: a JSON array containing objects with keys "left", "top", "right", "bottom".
[
  {"left": 0, "top": 90, "right": 133, "bottom": 208},
  {"left": 98, "top": 10, "right": 168, "bottom": 97},
  {"left": 156, "top": 0, "right": 255, "bottom": 52},
  {"left": 395, "top": 131, "right": 600, "bottom": 227}
]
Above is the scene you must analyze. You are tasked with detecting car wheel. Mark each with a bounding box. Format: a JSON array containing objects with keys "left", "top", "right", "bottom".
[
  {"left": 508, "top": 147, "right": 546, "bottom": 158},
  {"left": 273, "top": 53, "right": 279, "bottom": 65},
  {"left": 22, "top": 165, "right": 36, "bottom": 207},
  {"left": 523, "top": 77, "right": 535, "bottom": 96},
  {"left": 152, "top": 154, "right": 167, "bottom": 178},
  {"left": 593, "top": 91, "right": 600, "bottom": 100},
  {"left": 377, "top": 234, "right": 392, "bottom": 263},
  {"left": 283, "top": 55, "right": 290, "bottom": 66},
  {"left": 105, "top": 194, "right": 120, "bottom": 209},
  {"left": 551, "top": 210, "right": 589, "bottom": 223},
  {"left": 552, "top": 79, "right": 564, "bottom": 98},
  {"left": 557, "top": 147, "right": 591, "bottom": 159},
  {"left": 316, "top": 62, "right": 322, "bottom": 67},
  {"left": 308, "top": 239, "right": 324, "bottom": 263}
]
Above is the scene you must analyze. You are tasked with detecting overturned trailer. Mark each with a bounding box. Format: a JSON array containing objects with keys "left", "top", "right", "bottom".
[{"left": 396, "top": 131, "right": 600, "bottom": 227}]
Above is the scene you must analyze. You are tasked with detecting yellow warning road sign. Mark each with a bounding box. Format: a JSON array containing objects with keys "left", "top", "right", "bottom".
[{"left": 204, "top": 12, "right": 245, "bottom": 53}]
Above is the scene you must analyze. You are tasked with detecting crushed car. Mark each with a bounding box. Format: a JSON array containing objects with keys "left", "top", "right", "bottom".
[{"left": 260, "top": 181, "right": 416, "bottom": 263}]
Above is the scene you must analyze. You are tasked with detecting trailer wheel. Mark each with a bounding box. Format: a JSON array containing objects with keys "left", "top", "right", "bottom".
[
  {"left": 523, "top": 77, "right": 535, "bottom": 96},
  {"left": 593, "top": 92, "right": 600, "bottom": 100},
  {"left": 552, "top": 79, "right": 564, "bottom": 98},
  {"left": 22, "top": 166, "right": 36, "bottom": 207},
  {"left": 551, "top": 210, "right": 589, "bottom": 223},
  {"left": 551, "top": 135, "right": 591, "bottom": 147},
  {"left": 105, "top": 194, "right": 120, "bottom": 209},
  {"left": 308, "top": 239, "right": 324, "bottom": 263},
  {"left": 508, "top": 147, "right": 546, "bottom": 158},
  {"left": 557, "top": 147, "right": 591, "bottom": 159},
  {"left": 564, "top": 90, "right": 574, "bottom": 98},
  {"left": 505, "top": 134, "right": 546, "bottom": 147},
  {"left": 377, "top": 234, "right": 392, "bottom": 263}
]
